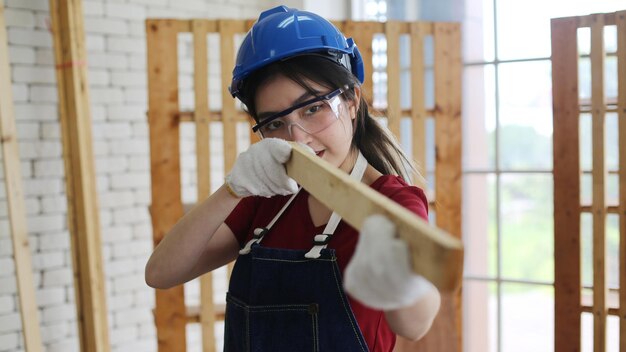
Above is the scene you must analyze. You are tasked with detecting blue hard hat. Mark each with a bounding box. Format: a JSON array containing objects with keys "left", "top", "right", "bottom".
[{"left": 229, "top": 5, "right": 365, "bottom": 101}]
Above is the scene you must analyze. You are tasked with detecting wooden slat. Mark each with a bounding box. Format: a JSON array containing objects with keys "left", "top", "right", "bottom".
[
  {"left": 577, "top": 12, "right": 617, "bottom": 27},
  {"left": 424, "top": 22, "right": 463, "bottom": 352},
  {"left": 581, "top": 205, "right": 620, "bottom": 214},
  {"left": 410, "top": 22, "right": 428, "bottom": 179},
  {"left": 146, "top": 19, "right": 187, "bottom": 352},
  {"left": 178, "top": 108, "right": 436, "bottom": 123},
  {"left": 219, "top": 20, "right": 244, "bottom": 176},
  {"left": 616, "top": 10, "right": 626, "bottom": 352},
  {"left": 590, "top": 14, "right": 607, "bottom": 352},
  {"left": 219, "top": 20, "right": 244, "bottom": 279},
  {"left": 286, "top": 143, "right": 463, "bottom": 291},
  {"left": 49, "top": 1, "right": 110, "bottom": 351},
  {"left": 385, "top": 21, "right": 402, "bottom": 138},
  {"left": 186, "top": 304, "right": 226, "bottom": 323},
  {"left": 551, "top": 17, "right": 582, "bottom": 352},
  {"left": 0, "top": 2, "right": 43, "bottom": 351},
  {"left": 343, "top": 22, "right": 376, "bottom": 102},
  {"left": 192, "top": 20, "right": 217, "bottom": 352}
]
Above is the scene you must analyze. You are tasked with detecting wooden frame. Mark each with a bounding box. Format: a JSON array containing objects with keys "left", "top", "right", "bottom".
[
  {"left": 0, "top": 1, "right": 43, "bottom": 351},
  {"left": 49, "top": 0, "right": 110, "bottom": 351},
  {"left": 551, "top": 10, "right": 626, "bottom": 352},
  {"left": 146, "top": 19, "right": 462, "bottom": 352}
]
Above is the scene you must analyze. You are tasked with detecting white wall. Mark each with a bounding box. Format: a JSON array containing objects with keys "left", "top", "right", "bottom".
[{"left": 0, "top": 0, "right": 272, "bottom": 351}]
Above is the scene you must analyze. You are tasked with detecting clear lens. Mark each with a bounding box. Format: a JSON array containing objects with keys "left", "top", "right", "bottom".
[{"left": 259, "top": 95, "right": 342, "bottom": 138}]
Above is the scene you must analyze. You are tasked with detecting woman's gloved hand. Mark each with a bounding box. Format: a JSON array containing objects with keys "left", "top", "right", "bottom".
[
  {"left": 344, "top": 214, "right": 437, "bottom": 310},
  {"left": 225, "top": 138, "right": 302, "bottom": 198}
]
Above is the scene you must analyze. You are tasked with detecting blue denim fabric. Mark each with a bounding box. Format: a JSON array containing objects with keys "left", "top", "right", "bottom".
[{"left": 224, "top": 243, "right": 369, "bottom": 352}]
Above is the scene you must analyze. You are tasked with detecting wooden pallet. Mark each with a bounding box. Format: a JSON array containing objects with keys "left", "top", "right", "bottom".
[{"left": 551, "top": 10, "right": 626, "bottom": 352}]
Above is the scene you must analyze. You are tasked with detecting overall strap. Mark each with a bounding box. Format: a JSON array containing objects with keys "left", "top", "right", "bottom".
[
  {"left": 305, "top": 151, "right": 367, "bottom": 259},
  {"left": 239, "top": 187, "right": 301, "bottom": 255}
]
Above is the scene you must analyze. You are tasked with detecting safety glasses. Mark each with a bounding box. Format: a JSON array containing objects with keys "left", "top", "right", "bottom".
[{"left": 252, "top": 86, "right": 349, "bottom": 139}]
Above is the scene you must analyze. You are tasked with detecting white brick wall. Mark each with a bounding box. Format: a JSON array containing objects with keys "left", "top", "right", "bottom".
[{"left": 0, "top": 0, "right": 273, "bottom": 351}]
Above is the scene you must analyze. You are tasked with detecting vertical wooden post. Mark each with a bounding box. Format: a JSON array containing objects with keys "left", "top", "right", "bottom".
[
  {"left": 0, "top": 2, "right": 43, "bottom": 351},
  {"left": 432, "top": 22, "right": 463, "bottom": 352},
  {"left": 344, "top": 22, "right": 375, "bottom": 102},
  {"left": 146, "top": 19, "right": 187, "bottom": 352},
  {"left": 616, "top": 10, "right": 626, "bottom": 352},
  {"left": 394, "top": 21, "right": 463, "bottom": 352},
  {"left": 49, "top": 0, "right": 110, "bottom": 351},
  {"left": 551, "top": 16, "right": 581, "bottom": 352},
  {"left": 410, "top": 22, "right": 428, "bottom": 178},
  {"left": 219, "top": 20, "right": 241, "bottom": 175},
  {"left": 192, "top": 19, "right": 217, "bottom": 352},
  {"left": 590, "top": 14, "right": 607, "bottom": 352},
  {"left": 385, "top": 21, "right": 402, "bottom": 137}
]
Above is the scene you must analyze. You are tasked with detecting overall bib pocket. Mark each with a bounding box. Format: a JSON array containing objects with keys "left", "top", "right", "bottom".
[{"left": 225, "top": 292, "right": 320, "bottom": 352}]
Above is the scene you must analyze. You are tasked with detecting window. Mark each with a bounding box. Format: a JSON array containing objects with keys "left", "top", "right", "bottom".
[{"left": 462, "top": 0, "right": 622, "bottom": 351}]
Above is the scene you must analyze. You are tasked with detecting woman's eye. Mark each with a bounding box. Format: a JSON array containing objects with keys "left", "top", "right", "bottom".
[
  {"left": 264, "top": 120, "right": 285, "bottom": 131},
  {"left": 305, "top": 104, "right": 324, "bottom": 115}
]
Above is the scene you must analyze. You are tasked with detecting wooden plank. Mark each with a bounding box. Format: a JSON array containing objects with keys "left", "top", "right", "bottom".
[
  {"left": 178, "top": 108, "right": 436, "bottom": 123},
  {"left": 590, "top": 14, "right": 607, "bottom": 352},
  {"left": 192, "top": 20, "right": 217, "bottom": 352},
  {"left": 551, "top": 16, "right": 582, "bottom": 352},
  {"left": 616, "top": 10, "right": 626, "bottom": 352},
  {"left": 410, "top": 22, "right": 428, "bottom": 180},
  {"left": 219, "top": 20, "right": 244, "bottom": 175},
  {"left": 397, "top": 22, "right": 463, "bottom": 352},
  {"left": 427, "top": 22, "right": 463, "bottom": 352},
  {"left": 186, "top": 304, "right": 226, "bottom": 323},
  {"left": 0, "top": 2, "right": 43, "bottom": 351},
  {"left": 49, "top": 1, "right": 110, "bottom": 351},
  {"left": 219, "top": 20, "right": 245, "bottom": 279},
  {"left": 581, "top": 205, "right": 619, "bottom": 214},
  {"left": 286, "top": 143, "right": 463, "bottom": 291},
  {"left": 577, "top": 12, "right": 616, "bottom": 27},
  {"left": 385, "top": 21, "right": 402, "bottom": 138},
  {"left": 146, "top": 19, "right": 187, "bottom": 352},
  {"left": 343, "top": 22, "right": 376, "bottom": 102}
]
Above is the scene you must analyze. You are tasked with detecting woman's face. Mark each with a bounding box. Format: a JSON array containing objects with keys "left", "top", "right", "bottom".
[{"left": 254, "top": 74, "right": 359, "bottom": 173}]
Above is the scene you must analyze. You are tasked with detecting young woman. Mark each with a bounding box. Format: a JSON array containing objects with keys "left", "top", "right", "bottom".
[{"left": 145, "top": 5, "right": 440, "bottom": 351}]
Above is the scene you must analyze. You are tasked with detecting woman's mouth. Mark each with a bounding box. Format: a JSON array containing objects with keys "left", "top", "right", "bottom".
[{"left": 315, "top": 150, "right": 325, "bottom": 157}]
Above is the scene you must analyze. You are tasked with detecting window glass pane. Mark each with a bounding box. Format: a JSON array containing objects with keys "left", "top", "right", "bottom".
[
  {"left": 501, "top": 283, "right": 553, "bottom": 352},
  {"left": 498, "top": 61, "right": 552, "bottom": 170},
  {"left": 463, "top": 0, "right": 494, "bottom": 62},
  {"left": 501, "top": 174, "right": 553, "bottom": 282},
  {"left": 463, "top": 65, "right": 495, "bottom": 170},
  {"left": 463, "top": 174, "right": 497, "bottom": 277},
  {"left": 496, "top": 0, "right": 625, "bottom": 60},
  {"left": 463, "top": 280, "right": 497, "bottom": 352}
]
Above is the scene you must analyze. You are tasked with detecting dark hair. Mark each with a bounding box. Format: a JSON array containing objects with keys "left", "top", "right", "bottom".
[{"left": 239, "top": 55, "right": 421, "bottom": 183}]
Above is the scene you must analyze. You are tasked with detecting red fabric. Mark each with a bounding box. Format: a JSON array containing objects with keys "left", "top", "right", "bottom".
[{"left": 224, "top": 175, "right": 429, "bottom": 352}]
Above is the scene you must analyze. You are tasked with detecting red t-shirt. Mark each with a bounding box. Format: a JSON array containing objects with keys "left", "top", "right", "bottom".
[{"left": 224, "top": 175, "right": 429, "bottom": 352}]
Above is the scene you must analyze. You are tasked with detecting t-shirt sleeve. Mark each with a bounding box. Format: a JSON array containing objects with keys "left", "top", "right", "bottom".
[
  {"left": 224, "top": 196, "right": 259, "bottom": 247},
  {"left": 376, "top": 176, "right": 429, "bottom": 221}
]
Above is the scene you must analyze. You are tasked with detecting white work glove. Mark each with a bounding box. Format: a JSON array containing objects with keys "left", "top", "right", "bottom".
[
  {"left": 225, "top": 138, "right": 304, "bottom": 198},
  {"left": 344, "top": 214, "right": 437, "bottom": 310}
]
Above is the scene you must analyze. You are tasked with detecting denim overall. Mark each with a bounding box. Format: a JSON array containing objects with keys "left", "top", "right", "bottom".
[{"left": 224, "top": 153, "right": 370, "bottom": 352}]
